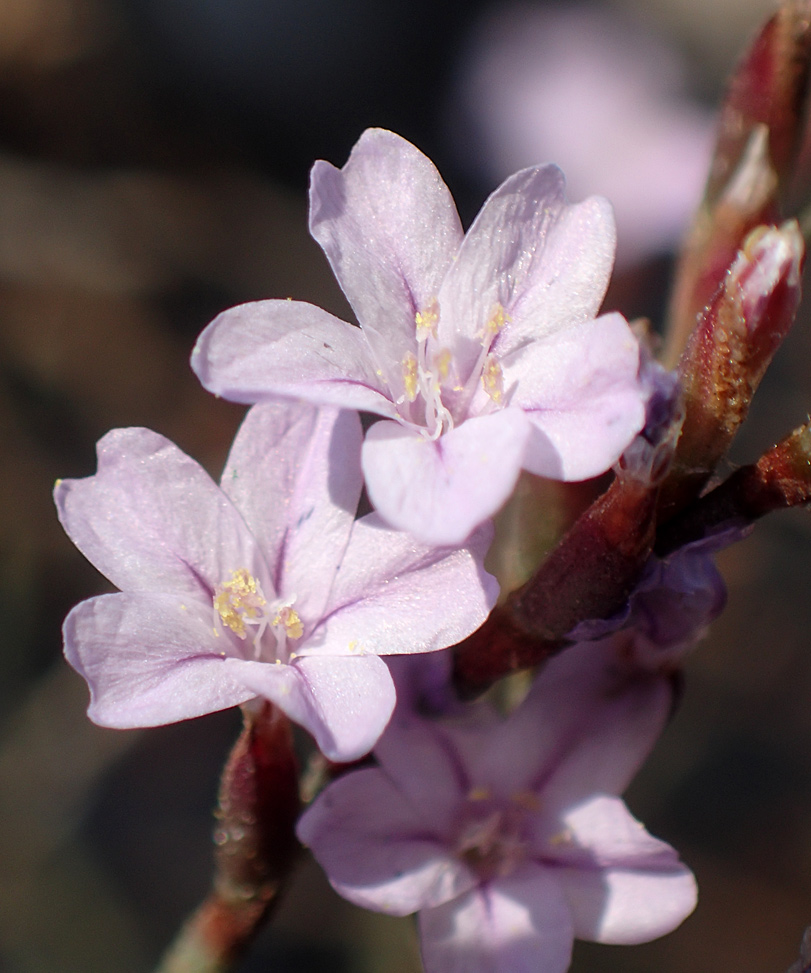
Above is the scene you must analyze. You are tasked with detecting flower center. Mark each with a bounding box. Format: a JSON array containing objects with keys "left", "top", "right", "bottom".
[
  {"left": 397, "top": 301, "right": 508, "bottom": 438},
  {"left": 453, "top": 787, "right": 533, "bottom": 882},
  {"left": 213, "top": 568, "right": 303, "bottom": 662}
]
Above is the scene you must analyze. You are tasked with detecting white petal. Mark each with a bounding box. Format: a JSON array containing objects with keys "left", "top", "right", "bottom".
[
  {"left": 55, "top": 427, "right": 261, "bottom": 598},
  {"left": 192, "top": 298, "right": 397, "bottom": 416},
  {"left": 309, "top": 128, "right": 464, "bottom": 400},
  {"left": 298, "top": 766, "right": 473, "bottom": 914},
  {"left": 505, "top": 311, "right": 644, "bottom": 480},
  {"left": 227, "top": 652, "right": 395, "bottom": 762},
  {"left": 554, "top": 796, "right": 697, "bottom": 944},
  {"left": 64, "top": 594, "right": 253, "bottom": 728},
  {"left": 437, "top": 166, "right": 615, "bottom": 376},
  {"left": 419, "top": 866, "right": 574, "bottom": 973},
  {"left": 222, "top": 402, "right": 363, "bottom": 623},
  {"left": 362, "top": 411, "right": 531, "bottom": 544},
  {"left": 313, "top": 512, "right": 497, "bottom": 656}
]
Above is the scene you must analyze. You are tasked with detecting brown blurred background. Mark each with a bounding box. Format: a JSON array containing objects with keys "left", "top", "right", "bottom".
[{"left": 3, "top": 0, "right": 811, "bottom": 970}]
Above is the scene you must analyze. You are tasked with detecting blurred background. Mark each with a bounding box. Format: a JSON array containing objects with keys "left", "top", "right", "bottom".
[{"left": 3, "top": 0, "right": 811, "bottom": 970}]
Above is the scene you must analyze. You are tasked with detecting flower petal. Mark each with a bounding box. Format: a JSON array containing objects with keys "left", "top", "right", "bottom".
[
  {"left": 437, "top": 165, "right": 615, "bottom": 375},
  {"left": 309, "top": 128, "right": 464, "bottom": 399},
  {"left": 313, "top": 513, "right": 498, "bottom": 656},
  {"left": 297, "top": 766, "right": 474, "bottom": 913},
  {"left": 192, "top": 298, "right": 397, "bottom": 416},
  {"left": 554, "top": 795, "right": 697, "bottom": 944},
  {"left": 534, "top": 646, "right": 672, "bottom": 810},
  {"left": 55, "top": 427, "right": 260, "bottom": 598},
  {"left": 374, "top": 710, "right": 471, "bottom": 836},
  {"left": 362, "top": 411, "right": 531, "bottom": 544},
  {"left": 562, "top": 864, "right": 697, "bottom": 945},
  {"left": 503, "top": 311, "right": 644, "bottom": 480},
  {"left": 418, "top": 866, "right": 574, "bottom": 973},
  {"left": 64, "top": 594, "right": 254, "bottom": 727},
  {"left": 222, "top": 402, "right": 363, "bottom": 624},
  {"left": 458, "top": 640, "right": 671, "bottom": 804},
  {"left": 227, "top": 652, "right": 396, "bottom": 762}
]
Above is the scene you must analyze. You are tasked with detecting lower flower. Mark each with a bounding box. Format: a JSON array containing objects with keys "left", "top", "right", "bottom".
[{"left": 298, "top": 640, "right": 696, "bottom": 972}]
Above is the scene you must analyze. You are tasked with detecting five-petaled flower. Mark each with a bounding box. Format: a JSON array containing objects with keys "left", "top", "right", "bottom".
[
  {"left": 55, "top": 401, "right": 497, "bottom": 762},
  {"left": 299, "top": 639, "right": 696, "bottom": 973},
  {"left": 192, "top": 128, "right": 647, "bottom": 544}
]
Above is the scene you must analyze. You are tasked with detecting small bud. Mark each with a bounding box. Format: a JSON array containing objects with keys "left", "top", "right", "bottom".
[
  {"left": 666, "top": 127, "right": 779, "bottom": 362},
  {"left": 708, "top": 1, "right": 811, "bottom": 206},
  {"left": 660, "top": 220, "right": 804, "bottom": 519},
  {"left": 665, "top": 0, "right": 811, "bottom": 359}
]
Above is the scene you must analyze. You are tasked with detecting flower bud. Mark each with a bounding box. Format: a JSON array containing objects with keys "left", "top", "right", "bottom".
[
  {"left": 660, "top": 220, "right": 803, "bottom": 519},
  {"left": 665, "top": 0, "right": 811, "bottom": 359}
]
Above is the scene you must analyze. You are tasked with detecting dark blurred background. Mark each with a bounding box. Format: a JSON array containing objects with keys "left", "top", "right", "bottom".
[{"left": 3, "top": 0, "right": 811, "bottom": 970}]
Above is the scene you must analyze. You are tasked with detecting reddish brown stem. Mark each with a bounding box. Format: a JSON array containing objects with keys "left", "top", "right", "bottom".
[
  {"left": 154, "top": 702, "right": 301, "bottom": 973},
  {"left": 454, "top": 475, "right": 658, "bottom": 695}
]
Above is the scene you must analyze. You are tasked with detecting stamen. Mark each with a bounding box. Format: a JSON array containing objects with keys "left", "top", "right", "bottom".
[
  {"left": 481, "top": 355, "right": 504, "bottom": 404},
  {"left": 468, "top": 786, "right": 491, "bottom": 801},
  {"left": 549, "top": 829, "right": 574, "bottom": 847},
  {"left": 433, "top": 347, "right": 452, "bottom": 381},
  {"left": 483, "top": 303, "right": 508, "bottom": 339},
  {"left": 510, "top": 791, "right": 541, "bottom": 812},
  {"left": 273, "top": 605, "right": 304, "bottom": 640},
  {"left": 213, "top": 571, "right": 305, "bottom": 662},
  {"left": 402, "top": 352, "right": 419, "bottom": 402},
  {"left": 415, "top": 300, "right": 439, "bottom": 339},
  {"left": 214, "top": 568, "right": 266, "bottom": 638}
]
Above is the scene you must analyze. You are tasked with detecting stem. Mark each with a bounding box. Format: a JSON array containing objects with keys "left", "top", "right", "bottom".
[{"left": 154, "top": 702, "right": 302, "bottom": 973}]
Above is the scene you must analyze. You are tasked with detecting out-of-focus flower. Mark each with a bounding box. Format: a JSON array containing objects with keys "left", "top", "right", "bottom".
[
  {"left": 571, "top": 525, "right": 749, "bottom": 672},
  {"left": 193, "top": 128, "right": 646, "bottom": 544},
  {"left": 299, "top": 638, "right": 696, "bottom": 973},
  {"left": 55, "top": 401, "right": 497, "bottom": 762},
  {"left": 448, "top": 3, "right": 715, "bottom": 267}
]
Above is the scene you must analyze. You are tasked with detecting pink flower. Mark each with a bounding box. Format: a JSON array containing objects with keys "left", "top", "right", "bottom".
[
  {"left": 299, "top": 639, "right": 696, "bottom": 972},
  {"left": 449, "top": 4, "right": 715, "bottom": 266},
  {"left": 55, "top": 401, "right": 497, "bottom": 762},
  {"left": 192, "top": 128, "right": 646, "bottom": 544}
]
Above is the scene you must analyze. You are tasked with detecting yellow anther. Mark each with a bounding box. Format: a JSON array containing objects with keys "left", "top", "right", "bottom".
[
  {"left": 510, "top": 791, "right": 541, "bottom": 811},
  {"left": 415, "top": 301, "right": 439, "bottom": 338},
  {"left": 214, "top": 568, "right": 266, "bottom": 638},
  {"left": 402, "top": 352, "right": 419, "bottom": 401},
  {"left": 481, "top": 355, "right": 504, "bottom": 404},
  {"left": 468, "top": 786, "right": 492, "bottom": 801},
  {"left": 485, "top": 303, "right": 508, "bottom": 335},
  {"left": 549, "top": 829, "right": 574, "bottom": 847},
  {"left": 273, "top": 605, "right": 304, "bottom": 641},
  {"left": 433, "top": 347, "right": 452, "bottom": 381}
]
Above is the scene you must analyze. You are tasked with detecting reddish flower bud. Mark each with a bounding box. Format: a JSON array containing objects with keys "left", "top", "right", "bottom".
[
  {"left": 665, "top": 0, "right": 811, "bottom": 359},
  {"left": 660, "top": 220, "right": 803, "bottom": 519}
]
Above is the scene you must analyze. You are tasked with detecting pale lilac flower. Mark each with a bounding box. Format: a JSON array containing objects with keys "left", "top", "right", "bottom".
[
  {"left": 299, "top": 640, "right": 696, "bottom": 973},
  {"left": 55, "top": 401, "right": 497, "bottom": 762},
  {"left": 449, "top": 3, "right": 715, "bottom": 266},
  {"left": 192, "top": 127, "right": 646, "bottom": 544}
]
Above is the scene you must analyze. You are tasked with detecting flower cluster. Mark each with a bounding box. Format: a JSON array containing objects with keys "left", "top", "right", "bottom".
[{"left": 59, "top": 122, "right": 800, "bottom": 972}]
